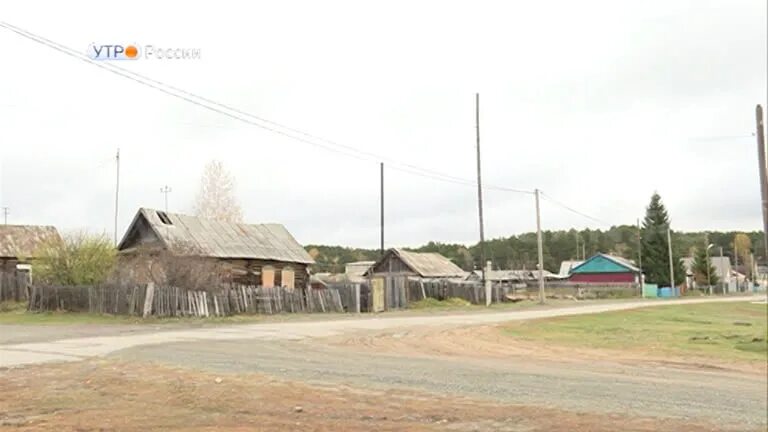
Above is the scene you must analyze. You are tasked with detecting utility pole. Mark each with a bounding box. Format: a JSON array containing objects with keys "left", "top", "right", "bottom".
[
  {"left": 475, "top": 93, "right": 486, "bottom": 283},
  {"left": 720, "top": 246, "right": 726, "bottom": 294},
  {"left": 380, "top": 162, "right": 384, "bottom": 256},
  {"left": 114, "top": 148, "right": 120, "bottom": 246},
  {"left": 706, "top": 244, "right": 713, "bottom": 295},
  {"left": 667, "top": 226, "right": 675, "bottom": 292},
  {"left": 575, "top": 233, "right": 579, "bottom": 260},
  {"left": 535, "top": 189, "right": 545, "bottom": 304},
  {"left": 755, "top": 105, "right": 768, "bottom": 261},
  {"left": 636, "top": 218, "right": 643, "bottom": 273},
  {"left": 160, "top": 185, "right": 172, "bottom": 213},
  {"left": 1, "top": 207, "right": 8, "bottom": 225}
]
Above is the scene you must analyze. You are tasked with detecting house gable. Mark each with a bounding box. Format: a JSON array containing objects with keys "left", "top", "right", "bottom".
[
  {"left": 118, "top": 212, "right": 164, "bottom": 251},
  {"left": 571, "top": 254, "right": 636, "bottom": 274}
]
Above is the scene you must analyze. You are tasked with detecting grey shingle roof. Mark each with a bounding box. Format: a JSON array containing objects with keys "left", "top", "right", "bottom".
[
  {"left": 0, "top": 225, "right": 61, "bottom": 259},
  {"left": 118, "top": 208, "right": 314, "bottom": 264},
  {"left": 391, "top": 248, "right": 465, "bottom": 278}
]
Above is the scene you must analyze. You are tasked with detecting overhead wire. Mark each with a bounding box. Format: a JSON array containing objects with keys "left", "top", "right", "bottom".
[
  {"left": 3, "top": 22, "right": 625, "bottom": 230},
  {"left": 0, "top": 21, "right": 534, "bottom": 195}
]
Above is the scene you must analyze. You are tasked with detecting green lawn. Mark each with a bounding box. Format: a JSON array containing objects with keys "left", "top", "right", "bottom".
[{"left": 502, "top": 302, "right": 768, "bottom": 363}]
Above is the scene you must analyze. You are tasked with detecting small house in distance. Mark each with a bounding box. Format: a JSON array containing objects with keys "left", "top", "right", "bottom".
[
  {"left": 567, "top": 253, "right": 641, "bottom": 283},
  {"left": 365, "top": 248, "right": 466, "bottom": 279},
  {"left": 117, "top": 208, "right": 314, "bottom": 288},
  {"left": 0, "top": 224, "right": 61, "bottom": 274}
]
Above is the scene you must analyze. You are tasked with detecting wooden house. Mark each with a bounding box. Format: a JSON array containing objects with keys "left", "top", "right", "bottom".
[
  {"left": 0, "top": 224, "right": 61, "bottom": 274},
  {"left": 365, "top": 248, "right": 466, "bottom": 279},
  {"left": 117, "top": 208, "right": 314, "bottom": 288}
]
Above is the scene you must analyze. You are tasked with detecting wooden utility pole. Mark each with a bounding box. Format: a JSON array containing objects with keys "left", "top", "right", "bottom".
[
  {"left": 114, "top": 148, "right": 120, "bottom": 246},
  {"left": 575, "top": 233, "right": 579, "bottom": 260},
  {"left": 755, "top": 105, "right": 768, "bottom": 260},
  {"left": 1, "top": 207, "right": 8, "bottom": 225},
  {"left": 380, "top": 162, "right": 384, "bottom": 256},
  {"left": 667, "top": 227, "right": 675, "bottom": 291},
  {"left": 475, "top": 93, "right": 486, "bottom": 282},
  {"left": 535, "top": 189, "right": 545, "bottom": 304}
]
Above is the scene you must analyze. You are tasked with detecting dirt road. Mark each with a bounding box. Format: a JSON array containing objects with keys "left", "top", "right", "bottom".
[
  {"left": 1, "top": 296, "right": 766, "bottom": 431},
  {"left": 1, "top": 296, "right": 760, "bottom": 368}
]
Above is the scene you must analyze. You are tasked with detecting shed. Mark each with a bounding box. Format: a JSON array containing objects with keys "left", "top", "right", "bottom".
[
  {"left": 117, "top": 208, "right": 314, "bottom": 288},
  {"left": 568, "top": 253, "right": 640, "bottom": 283},
  {"left": 365, "top": 248, "right": 465, "bottom": 279},
  {"left": 0, "top": 224, "right": 61, "bottom": 271}
]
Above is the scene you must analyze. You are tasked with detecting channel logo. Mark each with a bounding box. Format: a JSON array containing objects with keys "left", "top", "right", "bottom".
[{"left": 87, "top": 43, "right": 140, "bottom": 61}]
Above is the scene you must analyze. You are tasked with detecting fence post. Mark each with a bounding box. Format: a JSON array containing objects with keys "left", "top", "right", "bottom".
[{"left": 143, "top": 282, "right": 155, "bottom": 318}]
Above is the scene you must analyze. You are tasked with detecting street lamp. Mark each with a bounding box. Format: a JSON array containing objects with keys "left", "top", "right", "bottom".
[{"left": 706, "top": 243, "right": 714, "bottom": 295}]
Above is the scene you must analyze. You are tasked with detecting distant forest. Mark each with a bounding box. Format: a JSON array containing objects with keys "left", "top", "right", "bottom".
[{"left": 305, "top": 227, "right": 765, "bottom": 274}]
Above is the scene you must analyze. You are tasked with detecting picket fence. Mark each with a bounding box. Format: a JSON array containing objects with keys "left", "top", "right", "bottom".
[{"left": 27, "top": 284, "right": 344, "bottom": 317}]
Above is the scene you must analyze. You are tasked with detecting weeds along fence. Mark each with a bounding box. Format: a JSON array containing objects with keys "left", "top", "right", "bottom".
[
  {"left": 0, "top": 270, "right": 30, "bottom": 302},
  {"left": 406, "top": 278, "right": 509, "bottom": 305},
  {"left": 27, "top": 284, "right": 344, "bottom": 317}
]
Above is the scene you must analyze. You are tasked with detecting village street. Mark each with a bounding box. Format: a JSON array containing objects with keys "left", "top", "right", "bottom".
[{"left": 2, "top": 296, "right": 766, "bottom": 431}]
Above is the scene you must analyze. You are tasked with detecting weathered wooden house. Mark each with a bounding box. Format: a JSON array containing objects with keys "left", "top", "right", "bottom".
[
  {"left": 0, "top": 224, "right": 61, "bottom": 273},
  {"left": 365, "top": 248, "right": 466, "bottom": 279},
  {"left": 117, "top": 208, "right": 314, "bottom": 288}
]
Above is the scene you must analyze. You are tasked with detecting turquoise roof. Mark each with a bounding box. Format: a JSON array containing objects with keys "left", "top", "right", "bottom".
[{"left": 570, "top": 254, "right": 638, "bottom": 274}]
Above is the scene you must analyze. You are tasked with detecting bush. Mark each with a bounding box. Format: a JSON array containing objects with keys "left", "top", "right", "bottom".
[{"left": 33, "top": 232, "right": 116, "bottom": 285}]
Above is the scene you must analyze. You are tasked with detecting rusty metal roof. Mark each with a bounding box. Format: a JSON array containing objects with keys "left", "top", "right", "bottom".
[
  {"left": 0, "top": 225, "right": 61, "bottom": 259},
  {"left": 118, "top": 208, "right": 314, "bottom": 264}
]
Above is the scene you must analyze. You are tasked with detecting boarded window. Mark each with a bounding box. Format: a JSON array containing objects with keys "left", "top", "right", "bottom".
[
  {"left": 261, "top": 266, "right": 275, "bottom": 288},
  {"left": 282, "top": 266, "right": 295, "bottom": 289}
]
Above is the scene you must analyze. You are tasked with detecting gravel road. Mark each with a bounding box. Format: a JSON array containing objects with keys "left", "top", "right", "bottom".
[{"left": 113, "top": 337, "right": 766, "bottom": 430}]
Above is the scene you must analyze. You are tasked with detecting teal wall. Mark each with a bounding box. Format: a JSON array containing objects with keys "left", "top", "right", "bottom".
[{"left": 571, "top": 255, "right": 631, "bottom": 274}]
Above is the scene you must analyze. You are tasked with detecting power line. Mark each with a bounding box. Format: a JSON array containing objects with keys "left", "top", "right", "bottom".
[
  {"left": 539, "top": 192, "right": 614, "bottom": 227},
  {"left": 0, "top": 22, "right": 534, "bottom": 195}
]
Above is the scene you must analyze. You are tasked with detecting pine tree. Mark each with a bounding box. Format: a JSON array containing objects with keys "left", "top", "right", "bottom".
[
  {"left": 691, "top": 243, "right": 719, "bottom": 286},
  {"left": 641, "top": 193, "right": 685, "bottom": 286}
]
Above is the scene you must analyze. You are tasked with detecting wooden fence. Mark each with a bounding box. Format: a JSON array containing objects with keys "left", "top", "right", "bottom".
[
  {"left": 326, "top": 282, "right": 368, "bottom": 313},
  {"left": 408, "top": 278, "right": 509, "bottom": 305},
  {"left": 0, "top": 270, "right": 30, "bottom": 302},
  {"left": 27, "top": 283, "right": 344, "bottom": 317}
]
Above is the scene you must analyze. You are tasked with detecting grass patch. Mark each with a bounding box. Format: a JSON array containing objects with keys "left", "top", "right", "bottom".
[
  {"left": 408, "top": 297, "right": 473, "bottom": 309},
  {"left": 502, "top": 302, "right": 768, "bottom": 363}
]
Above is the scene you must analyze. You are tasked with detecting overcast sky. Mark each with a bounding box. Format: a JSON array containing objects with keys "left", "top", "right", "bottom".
[{"left": 0, "top": 1, "right": 766, "bottom": 248}]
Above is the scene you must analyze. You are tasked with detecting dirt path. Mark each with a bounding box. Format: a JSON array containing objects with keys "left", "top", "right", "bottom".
[{"left": 1, "top": 296, "right": 761, "bottom": 368}]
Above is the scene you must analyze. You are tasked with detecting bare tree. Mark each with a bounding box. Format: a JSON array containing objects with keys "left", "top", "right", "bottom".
[{"left": 193, "top": 160, "right": 243, "bottom": 223}]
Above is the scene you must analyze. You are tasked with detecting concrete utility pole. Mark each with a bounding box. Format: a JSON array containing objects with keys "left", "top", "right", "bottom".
[
  {"left": 667, "top": 227, "right": 675, "bottom": 292},
  {"left": 475, "top": 93, "right": 487, "bottom": 283},
  {"left": 636, "top": 218, "right": 643, "bottom": 273},
  {"left": 706, "top": 243, "right": 714, "bottom": 295},
  {"left": 756, "top": 105, "right": 768, "bottom": 260},
  {"left": 535, "top": 189, "right": 545, "bottom": 304},
  {"left": 1, "top": 207, "right": 8, "bottom": 225},
  {"left": 720, "top": 246, "right": 726, "bottom": 294},
  {"left": 114, "top": 148, "right": 120, "bottom": 246},
  {"left": 160, "top": 185, "right": 172, "bottom": 213},
  {"left": 380, "top": 162, "right": 384, "bottom": 256}
]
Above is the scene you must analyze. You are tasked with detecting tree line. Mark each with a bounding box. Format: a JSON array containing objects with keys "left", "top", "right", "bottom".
[{"left": 306, "top": 193, "right": 763, "bottom": 286}]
